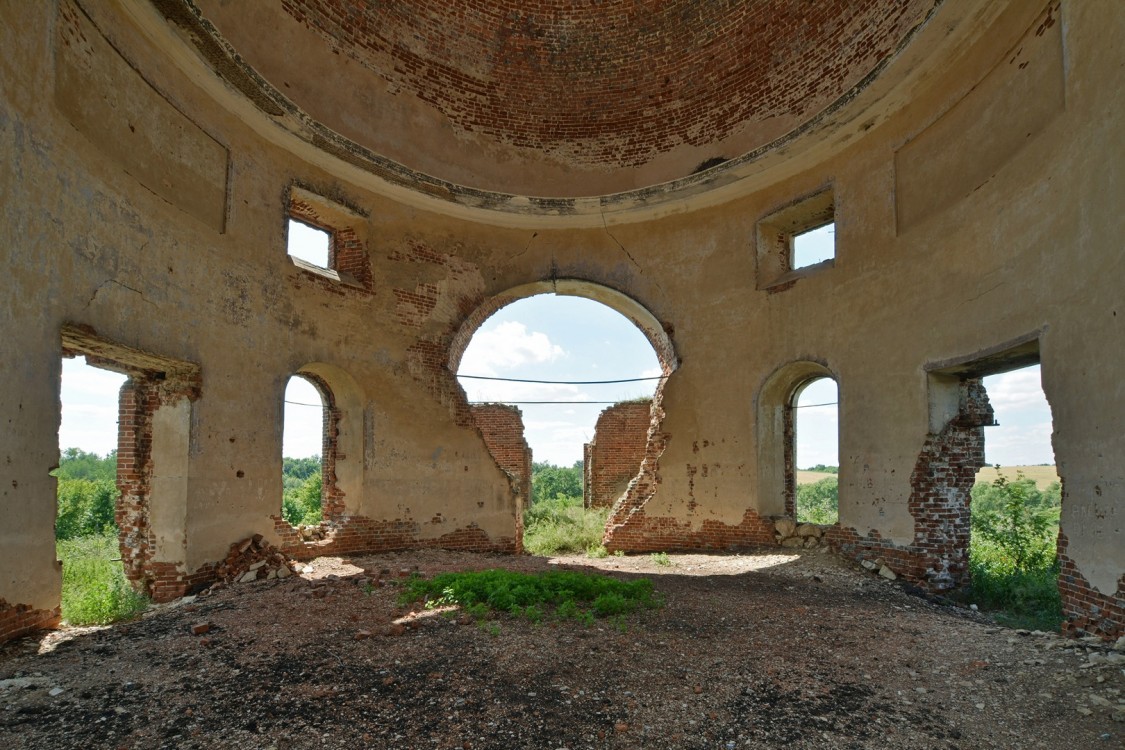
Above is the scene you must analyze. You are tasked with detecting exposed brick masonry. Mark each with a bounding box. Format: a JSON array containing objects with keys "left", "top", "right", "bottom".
[
  {"left": 280, "top": 0, "right": 936, "bottom": 168},
  {"left": 584, "top": 400, "right": 652, "bottom": 509},
  {"left": 470, "top": 404, "right": 532, "bottom": 554},
  {"left": 829, "top": 379, "right": 993, "bottom": 590}
]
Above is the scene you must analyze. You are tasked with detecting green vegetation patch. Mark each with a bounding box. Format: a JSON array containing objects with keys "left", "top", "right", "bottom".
[
  {"left": 58, "top": 533, "right": 148, "bottom": 626},
  {"left": 523, "top": 495, "right": 609, "bottom": 557},
  {"left": 796, "top": 476, "right": 838, "bottom": 525},
  {"left": 963, "top": 470, "right": 1063, "bottom": 631},
  {"left": 399, "top": 569, "right": 662, "bottom": 624}
]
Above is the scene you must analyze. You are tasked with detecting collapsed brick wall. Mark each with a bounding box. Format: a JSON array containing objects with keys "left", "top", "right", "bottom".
[
  {"left": 584, "top": 400, "right": 652, "bottom": 509},
  {"left": 601, "top": 382, "right": 777, "bottom": 552},
  {"left": 1057, "top": 531, "right": 1125, "bottom": 640},
  {"left": 111, "top": 369, "right": 203, "bottom": 602},
  {"left": 469, "top": 404, "right": 532, "bottom": 510},
  {"left": 828, "top": 378, "right": 993, "bottom": 590},
  {"left": 0, "top": 600, "right": 60, "bottom": 644}
]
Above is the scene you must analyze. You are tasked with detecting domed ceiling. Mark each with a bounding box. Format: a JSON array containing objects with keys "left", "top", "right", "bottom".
[{"left": 173, "top": 0, "right": 941, "bottom": 200}]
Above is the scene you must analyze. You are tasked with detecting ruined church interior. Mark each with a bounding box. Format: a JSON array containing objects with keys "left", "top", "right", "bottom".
[{"left": 1, "top": 2, "right": 1123, "bottom": 740}]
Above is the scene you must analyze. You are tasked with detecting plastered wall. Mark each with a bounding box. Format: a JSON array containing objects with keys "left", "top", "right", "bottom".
[{"left": 0, "top": 0, "right": 1121, "bottom": 640}]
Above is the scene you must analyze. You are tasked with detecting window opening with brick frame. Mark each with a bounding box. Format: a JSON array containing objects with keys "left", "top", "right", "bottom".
[
  {"left": 792, "top": 376, "right": 839, "bottom": 525},
  {"left": 287, "top": 218, "right": 331, "bottom": 269},
  {"left": 285, "top": 186, "right": 374, "bottom": 290},
  {"left": 281, "top": 375, "right": 327, "bottom": 529}
]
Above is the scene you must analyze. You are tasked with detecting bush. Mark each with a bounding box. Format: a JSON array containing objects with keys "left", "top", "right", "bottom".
[
  {"left": 965, "top": 471, "right": 1063, "bottom": 631},
  {"left": 796, "top": 477, "right": 838, "bottom": 525},
  {"left": 971, "top": 472, "right": 1056, "bottom": 571},
  {"left": 58, "top": 533, "right": 148, "bottom": 625},
  {"left": 523, "top": 495, "right": 608, "bottom": 556}
]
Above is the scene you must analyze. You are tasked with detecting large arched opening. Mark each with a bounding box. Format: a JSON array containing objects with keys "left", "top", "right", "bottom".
[{"left": 450, "top": 280, "right": 677, "bottom": 555}]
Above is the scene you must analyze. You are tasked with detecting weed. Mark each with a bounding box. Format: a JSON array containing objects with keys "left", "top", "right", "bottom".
[
  {"left": 650, "top": 551, "right": 672, "bottom": 567},
  {"left": 614, "top": 550, "right": 625, "bottom": 557},
  {"left": 586, "top": 544, "right": 608, "bottom": 558},
  {"left": 58, "top": 533, "right": 148, "bottom": 626},
  {"left": 400, "top": 568, "right": 662, "bottom": 627},
  {"left": 523, "top": 496, "right": 609, "bottom": 556}
]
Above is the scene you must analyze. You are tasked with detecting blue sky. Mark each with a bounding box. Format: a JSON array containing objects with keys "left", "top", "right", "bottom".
[{"left": 58, "top": 301, "right": 1056, "bottom": 469}]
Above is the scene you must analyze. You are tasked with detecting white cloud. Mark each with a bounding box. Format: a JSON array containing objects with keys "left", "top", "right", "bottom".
[
  {"left": 984, "top": 368, "right": 1048, "bottom": 411},
  {"left": 459, "top": 321, "right": 564, "bottom": 376}
]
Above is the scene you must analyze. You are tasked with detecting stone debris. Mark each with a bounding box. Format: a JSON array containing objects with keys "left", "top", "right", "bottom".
[
  {"left": 210, "top": 535, "right": 298, "bottom": 587},
  {"left": 772, "top": 517, "right": 829, "bottom": 548},
  {"left": 190, "top": 622, "right": 211, "bottom": 636}
]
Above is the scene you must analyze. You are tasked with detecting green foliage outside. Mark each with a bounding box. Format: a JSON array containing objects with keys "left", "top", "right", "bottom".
[
  {"left": 53, "top": 449, "right": 120, "bottom": 541},
  {"left": 399, "top": 568, "right": 662, "bottom": 625},
  {"left": 523, "top": 495, "right": 609, "bottom": 556},
  {"left": 531, "top": 460, "right": 583, "bottom": 504},
  {"left": 58, "top": 533, "right": 148, "bottom": 625},
  {"left": 282, "top": 464, "right": 323, "bottom": 527},
  {"left": 966, "top": 471, "right": 1062, "bottom": 630},
  {"left": 796, "top": 476, "right": 839, "bottom": 525},
  {"left": 803, "top": 464, "right": 839, "bottom": 474},
  {"left": 53, "top": 450, "right": 147, "bottom": 625}
]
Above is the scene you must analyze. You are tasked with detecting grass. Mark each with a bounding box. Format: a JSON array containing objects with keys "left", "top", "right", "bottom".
[
  {"left": 650, "top": 551, "right": 672, "bottom": 566},
  {"left": 399, "top": 568, "right": 662, "bottom": 624},
  {"left": 522, "top": 495, "right": 610, "bottom": 557},
  {"left": 58, "top": 533, "right": 149, "bottom": 626}
]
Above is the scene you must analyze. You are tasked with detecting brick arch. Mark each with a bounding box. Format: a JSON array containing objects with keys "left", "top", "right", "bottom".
[
  {"left": 756, "top": 360, "right": 840, "bottom": 520},
  {"left": 447, "top": 279, "right": 678, "bottom": 377}
]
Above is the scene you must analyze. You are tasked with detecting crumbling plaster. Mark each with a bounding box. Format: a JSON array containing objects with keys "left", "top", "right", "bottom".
[{"left": 0, "top": 0, "right": 1121, "bottom": 637}]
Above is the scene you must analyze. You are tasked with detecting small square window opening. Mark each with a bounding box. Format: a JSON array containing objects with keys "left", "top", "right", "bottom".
[
  {"left": 793, "top": 222, "right": 835, "bottom": 270},
  {"left": 287, "top": 219, "right": 331, "bottom": 268}
]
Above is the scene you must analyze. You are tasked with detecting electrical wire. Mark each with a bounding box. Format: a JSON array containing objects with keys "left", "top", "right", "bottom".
[{"left": 456, "top": 373, "right": 665, "bottom": 385}]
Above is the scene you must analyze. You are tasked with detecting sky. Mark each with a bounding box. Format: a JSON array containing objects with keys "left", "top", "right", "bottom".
[{"left": 58, "top": 302, "right": 1055, "bottom": 469}]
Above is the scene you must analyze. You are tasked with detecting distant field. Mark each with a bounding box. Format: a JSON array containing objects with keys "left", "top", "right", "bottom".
[
  {"left": 796, "top": 466, "right": 1058, "bottom": 488},
  {"left": 975, "top": 465, "right": 1058, "bottom": 489},
  {"left": 797, "top": 470, "right": 836, "bottom": 485}
]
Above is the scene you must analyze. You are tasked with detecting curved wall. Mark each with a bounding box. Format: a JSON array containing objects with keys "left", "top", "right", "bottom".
[{"left": 0, "top": 0, "right": 1121, "bottom": 640}]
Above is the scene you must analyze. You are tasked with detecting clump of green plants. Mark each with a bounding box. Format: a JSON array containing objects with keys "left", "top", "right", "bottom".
[
  {"left": 522, "top": 494, "right": 609, "bottom": 556},
  {"left": 965, "top": 470, "right": 1062, "bottom": 631},
  {"left": 796, "top": 476, "right": 838, "bottom": 525},
  {"left": 399, "top": 569, "right": 662, "bottom": 625},
  {"left": 58, "top": 533, "right": 148, "bottom": 626},
  {"left": 649, "top": 551, "right": 672, "bottom": 567}
]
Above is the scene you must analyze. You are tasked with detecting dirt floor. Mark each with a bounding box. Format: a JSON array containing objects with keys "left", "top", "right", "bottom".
[{"left": 1, "top": 548, "right": 1122, "bottom": 749}]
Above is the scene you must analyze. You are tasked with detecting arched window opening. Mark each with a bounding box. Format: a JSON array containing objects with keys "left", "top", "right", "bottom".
[
  {"left": 792, "top": 377, "right": 839, "bottom": 525},
  {"left": 281, "top": 374, "right": 327, "bottom": 528},
  {"left": 456, "top": 292, "right": 666, "bottom": 557}
]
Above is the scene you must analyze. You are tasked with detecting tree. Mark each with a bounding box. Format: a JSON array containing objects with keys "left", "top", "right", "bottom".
[{"left": 531, "top": 462, "right": 583, "bottom": 504}]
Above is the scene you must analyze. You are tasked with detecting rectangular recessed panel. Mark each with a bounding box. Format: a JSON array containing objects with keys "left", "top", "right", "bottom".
[
  {"left": 55, "top": 1, "right": 228, "bottom": 231},
  {"left": 895, "top": 4, "right": 1064, "bottom": 233}
]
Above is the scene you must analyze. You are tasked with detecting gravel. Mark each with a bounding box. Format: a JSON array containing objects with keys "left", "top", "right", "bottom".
[{"left": 1, "top": 548, "right": 1121, "bottom": 749}]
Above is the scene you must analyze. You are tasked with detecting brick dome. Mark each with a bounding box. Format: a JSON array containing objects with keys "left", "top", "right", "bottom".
[{"left": 185, "top": 0, "right": 940, "bottom": 199}]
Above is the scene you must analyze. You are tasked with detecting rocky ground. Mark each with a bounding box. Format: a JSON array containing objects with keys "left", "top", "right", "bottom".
[{"left": 1, "top": 548, "right": 1122, "bottom": 749}]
